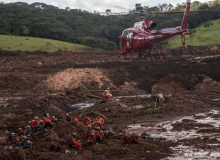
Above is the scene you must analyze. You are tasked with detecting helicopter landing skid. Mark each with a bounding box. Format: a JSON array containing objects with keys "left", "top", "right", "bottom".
[
  {"left": 136, "top": 48, "right": 163, "bottom": 62},
  {"left": 117, "top": 53, "right": 134, "bottom": 62}
]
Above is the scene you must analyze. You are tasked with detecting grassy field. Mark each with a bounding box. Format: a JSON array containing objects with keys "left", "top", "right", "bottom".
[
  {"left": 0, "top": 35, "right": 100, "bottom": 52},
  {"left": 165, "top": 19, "right": 220, "bottom": 49}
]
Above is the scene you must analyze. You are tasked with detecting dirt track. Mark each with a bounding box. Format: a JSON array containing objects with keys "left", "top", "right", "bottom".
[{"left": 0, "top": 46, "right": 220, "bottom": 160}]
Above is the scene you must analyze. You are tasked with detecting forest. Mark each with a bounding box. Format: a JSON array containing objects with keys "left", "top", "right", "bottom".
[{"left": 0, "top": 0, "right": 220, "bottom": 50}]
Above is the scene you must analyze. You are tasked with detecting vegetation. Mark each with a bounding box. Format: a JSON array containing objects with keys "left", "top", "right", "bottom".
[
  {"left": 165, "top": 19, "right": 220, "bottom": 49},
  {"left": 0, "top": 35, "right": 100, "bottom": 52},
  {"left": 0, "top": 0, "right": 219, "bottom": 50}
]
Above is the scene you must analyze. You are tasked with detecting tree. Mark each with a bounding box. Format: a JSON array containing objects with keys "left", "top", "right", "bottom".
[
  {"left": 81, "top": 37, "right": 99, "bottom": 49},
  {"left": 106, "top": 9, "right": 111, "bottom": 13},
  {"left": 135, "top": 3, "right": 143, "bottom": 11},
  {"left": 20, "top": 26, "right": 29, "bottom": 36}
]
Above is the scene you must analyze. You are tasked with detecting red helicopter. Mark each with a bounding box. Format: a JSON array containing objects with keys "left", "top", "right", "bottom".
[{"left": 117, "top": 0, "right": 191, "bottom": 62}]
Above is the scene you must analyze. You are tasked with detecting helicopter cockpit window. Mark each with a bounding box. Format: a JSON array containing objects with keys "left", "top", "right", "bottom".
[
  {"left": 122, "top": 31, "right": 128, "bottom": 38},
  {"left": 122, "top": 31, "right": 133, "bottom": 39},
  {"left": 127, "top": 32, "right": 133, "bottom": 39}
]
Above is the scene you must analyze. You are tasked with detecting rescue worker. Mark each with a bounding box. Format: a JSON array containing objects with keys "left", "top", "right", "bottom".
[
  {"left": 130, "top": 134, "right": 140, "bottom": 144},
  {"left": 95, "top": 121, "right": 102, "bottom": 129},
  {"left": 44, "top": 117, "right": 53, "bottom": 128},
  {"left": 39, "top": 120, "right": 45, "bottom": 130},
  {"left": 15, "top": 135, "right": 24, "bottom": 145},
  {"left": 51, "top": 116, "right": 57, "bottom": 124},
  {"left": 102, "top": 88, "right": 110, "bottom": 97},
  {"left": 87, "top": 132, "right": 96, "bottom": 146},
  {"left": 82, "top": 115, "right": 91, "bottom": 125},
  {"left": 71, "top": 133, "right": 82, "bottom": 150},
  {"left": 122, "top": 133, "right": 131, "bottom": 144},
  {"left": 74, "top": 117, "right": 80, "bottom": 123},
  {"left": 17, "top": 128, "right": 25, "bottom": 136},
  {"left": 101, "top": 88, "right": 110, "bottom": 103},
  {"left": 95, "top": 116, "right": 104, "bottom": 125},
  {"left": 31, "top": 116, "right": 39, "bottom": 132},
  {"left": 65, "top": 113, "right": 72, "bottom": 122},
  {"left": 84, "top": 125, "right": 92, "bottom": 139},
  {"left": 95, "top": 127, "right": 104, "bottom": 141},
  {"left": 122, "top": 133, "right": 140, "bottom": 144}
]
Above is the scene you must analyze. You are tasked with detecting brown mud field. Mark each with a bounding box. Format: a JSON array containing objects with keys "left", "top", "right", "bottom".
[{"left": 0, "top": 45, "right": 220, "bottom": 160}]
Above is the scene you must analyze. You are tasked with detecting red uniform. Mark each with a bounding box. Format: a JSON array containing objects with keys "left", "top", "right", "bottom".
[
  {"left": 123, "top": 135, "right": 131, "bottom": 144},
  {"left": 83, "top": 117, "right": 91, "bottom": 125},
  {"left": 96, "top": 130, "right": 104, "bottom": 141},
  {"left": 95, "top": 118, "right": 104, "bottom": 125},
  {"left": 31, "top": 120, "right": 39, "bottom": 127},
  {"left": 102, "top": 90, "right": 110, "bottom": 97},
  {"left": 87, "top": 135, "right": 96, "bottom": 146},
  {"left": 123, "top": 135, "right": 139, "bottom": 144},
  {"left": 84, "top": 129, "right": 92, "bottom": 139},
  {"left": 71, "top": 137, "right": 82, "bottom": 150},
  {"left": 74, "top": 117, "right": 80, "bottom": 123},
  {"left": 45, "top": 118, "right": 51, "bottom": 124}
]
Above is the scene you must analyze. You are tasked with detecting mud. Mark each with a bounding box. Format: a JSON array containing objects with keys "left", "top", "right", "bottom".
[{"left": 0, "top": 46, "right": 220, "bottom": 159}]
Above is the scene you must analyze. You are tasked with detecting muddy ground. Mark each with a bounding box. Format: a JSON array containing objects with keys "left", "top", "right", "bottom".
[{"left": 0, "top": 45, "right": 220, "bottom": 160}]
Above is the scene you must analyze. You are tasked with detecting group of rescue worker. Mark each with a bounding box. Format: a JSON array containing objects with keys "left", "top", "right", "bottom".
[
  {"left": 66, "top": 114, "right": 105, "bottom": 150},
  {"left": 10, "top": 127, "right": 33, "bottom": 147},
  {"left": 67, "top": 88, "right": 140, "bottom": 150},
  {"left": 10, "top": 113, "right": 57, "bottom": 147},
  {"left": 29, "top": 113, "right": 57, "bottom": 132},
  {"left": 10, "top": 88, "right": 140, "bottom": 151}
]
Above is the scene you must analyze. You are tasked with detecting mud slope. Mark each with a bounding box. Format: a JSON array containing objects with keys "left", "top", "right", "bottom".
[{"left": 0, "top": 46, "right": 220, "bottom": 159}]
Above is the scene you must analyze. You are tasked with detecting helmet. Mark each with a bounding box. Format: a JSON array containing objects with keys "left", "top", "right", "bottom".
[
  {"left": 72, "top": 132, "right": 77, "bottom": 136},
  {"left": 96, "top": 127, "right": 100, "bottom": 130}
]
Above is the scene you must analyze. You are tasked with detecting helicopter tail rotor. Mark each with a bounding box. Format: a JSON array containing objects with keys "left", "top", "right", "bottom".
[{"left": 181, "top": 0, "right": 190, "bottom": 30}]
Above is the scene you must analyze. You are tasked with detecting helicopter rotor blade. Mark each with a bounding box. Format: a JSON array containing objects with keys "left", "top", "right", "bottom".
[{"left": 147, "top": 10, "right": 220, "bottom": 15}]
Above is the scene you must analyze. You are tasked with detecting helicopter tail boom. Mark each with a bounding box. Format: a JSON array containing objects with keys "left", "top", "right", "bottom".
[{"left": 181, "top": 0, "right": 190, "bottom": 30}]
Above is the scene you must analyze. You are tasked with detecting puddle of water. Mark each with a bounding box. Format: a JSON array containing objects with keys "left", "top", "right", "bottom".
[
  {"left": 114, "top": 94, "right": 151, "bottom": 101},
  {"left": 127, "top": 110, "right": 220, "bottom": 159},
  {"left": 211, "top": 98, "right": 220, "bottom": 102},
  {"left": 70, "top": 94, "right": 152, "bottom": 109},
  {"left": 71, "top": 101, "right": 95, "bottom": 110}
]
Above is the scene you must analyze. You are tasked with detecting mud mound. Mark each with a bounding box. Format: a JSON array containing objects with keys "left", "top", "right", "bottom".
[
  {"left": 151, "top": 74, "right": 205, "bottom": 94},
  {"left": 46, "top": 68, "right": 114, "bottom": 92},
  {"left": 171, "top": 122, "right": 213, "bottom": 131},
  {"left": 166, "top": 45, "right": 220, "bottom": 56},
  {"left": 0, "top": 75, "right": 29, "bottom": 90}
]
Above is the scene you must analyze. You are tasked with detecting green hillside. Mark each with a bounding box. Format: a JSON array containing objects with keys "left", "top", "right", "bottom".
[
  {"left": 165, "top": 19, "right": 220, "bottom": 49},
  {"left": 0, "top": 35, "right": 100, "bottom": 52}
]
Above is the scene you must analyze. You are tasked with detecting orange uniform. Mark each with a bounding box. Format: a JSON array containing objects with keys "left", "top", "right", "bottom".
[
  {"left": 74, "top": 117, "right": 80, "bottom": 123},
  {"left": 84, "top": 129, "right": 92, "bottom": 139},
  {"left": 102, "top": 90, "right": 110, "bottom": 97},
  {"left": 83, "top": 117, "right": 91, "bottom": 125},
  {"left": 71, "top": 137, "right": 82, "bottom": 150},
  {"left": 96, "top": 130, "right": 104, "bottom": 138},
  {"left": 95, "top": 118, "right": 104, "bottom": 125}
]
